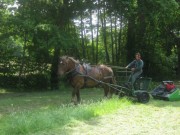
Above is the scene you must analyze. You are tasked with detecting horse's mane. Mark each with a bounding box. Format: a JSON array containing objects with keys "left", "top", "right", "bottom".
[
  {"left": 68, "top": 56, "right": 79, "bottom": 64},
  {"left": 61, "top": 56, "right": 79, "bottom": 64}
]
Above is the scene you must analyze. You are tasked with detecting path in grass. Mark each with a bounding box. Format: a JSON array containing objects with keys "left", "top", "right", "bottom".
[{"left": 40, "top": 100, "right": 180, "bottom": 135}]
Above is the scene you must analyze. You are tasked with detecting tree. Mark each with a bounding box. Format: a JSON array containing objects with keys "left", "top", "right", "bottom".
[
  {"left": 101, "top": 1, "right": 110, "bottom": 63},
  {"left": 0, "top": 0, "right": 180, "bottom": 89},
  {"left": 95, "top": 0, "right": 100, "bottom": 64}
]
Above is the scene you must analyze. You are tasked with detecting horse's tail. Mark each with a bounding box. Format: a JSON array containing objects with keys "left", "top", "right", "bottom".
[
  {"left": 107, "top": 75, "right": 117, "bottom": 95},
  {"left": 110, "top": 75, "right": 120, "bottom": 95}
]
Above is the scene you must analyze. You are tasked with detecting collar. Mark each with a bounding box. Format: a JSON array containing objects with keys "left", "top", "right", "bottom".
[{"left": 66, "top": 63, "right": 80, "bottom": 79}]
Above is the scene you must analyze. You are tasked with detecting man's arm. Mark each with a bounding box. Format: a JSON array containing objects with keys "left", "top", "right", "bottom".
[{"left": 126, "top": 60, "right": 135, "bottom": 69}]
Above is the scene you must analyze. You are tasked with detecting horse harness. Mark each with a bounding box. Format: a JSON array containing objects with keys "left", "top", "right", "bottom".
[{"left": 66, "top": 63, "right": 100, "bottom": 87}]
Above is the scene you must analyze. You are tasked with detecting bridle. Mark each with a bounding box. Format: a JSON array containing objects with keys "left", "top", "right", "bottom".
[
  {"left": 60, "top": 58, "right": 80, "bottom": 76},
  {"left": 65, "top": 63, "right": 79, "bottom": 75}
]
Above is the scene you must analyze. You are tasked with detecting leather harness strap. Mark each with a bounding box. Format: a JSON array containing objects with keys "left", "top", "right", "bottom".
[
  {"left": 66, "top": 63, "right": 80, "bottom": 81},
  {"left": 67, "top": 63, "right": 102, "bottom": 88},
  {"left": 82, "top": 64, "right": 88, "bottom": 87},
  {"left": 66, "top": 63, "right": 90, "bottom": 87}
]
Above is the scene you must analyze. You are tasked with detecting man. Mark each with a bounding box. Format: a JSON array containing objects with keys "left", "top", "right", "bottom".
[{"left": 125, "top": 53, "right": 144, "bottom": 88}]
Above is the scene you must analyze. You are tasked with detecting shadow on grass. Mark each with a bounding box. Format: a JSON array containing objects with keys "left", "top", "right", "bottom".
[{"left": 0, "top": 87, "right": 105, "bottom": 117}]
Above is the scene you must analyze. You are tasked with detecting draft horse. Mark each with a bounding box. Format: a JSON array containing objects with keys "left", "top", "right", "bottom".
[{"left": 58, "top": 56, "right": 116, "bottom": 104}]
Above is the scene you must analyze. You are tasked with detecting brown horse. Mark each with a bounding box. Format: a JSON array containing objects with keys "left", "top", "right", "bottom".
[{"left": 58, "top": 56, "right": 116, "bottom": 104}]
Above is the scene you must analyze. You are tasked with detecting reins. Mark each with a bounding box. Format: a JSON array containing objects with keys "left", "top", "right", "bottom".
[
  {"left": 65, "top": 63, "right": 79, "bottom": 76},
  {"left": 66, "top": 63, "right": 79, "bottom": 78},
  {"left": 65, "top": 58, "right": 88, "bottom": 87}
]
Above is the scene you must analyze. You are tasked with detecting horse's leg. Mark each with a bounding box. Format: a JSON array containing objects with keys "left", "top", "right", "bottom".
[
  {"left": 76, "top": 89, "right": 81, "bottom": 103},
  {"left": 108, "top": 79, "right": 114, "bottom": 98},
  {"left": 104, "top": 86, "right": 113, "bottom": 98},
  {"left": 108, "top": 87, "right": 113, "bottom": 98},
  {"left": 107, "top": 78, "right": 115, "bottom": 98},
  {"left": 103, "top": 86, "right": 109, "bottom": 98},
  {"left": 71, "top": 89, "right": 77, "bottom": 104}
]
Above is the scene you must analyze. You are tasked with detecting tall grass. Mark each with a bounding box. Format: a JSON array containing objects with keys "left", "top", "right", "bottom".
[{"left": 0, "top": 98, "right": 131, "bottom": 135}]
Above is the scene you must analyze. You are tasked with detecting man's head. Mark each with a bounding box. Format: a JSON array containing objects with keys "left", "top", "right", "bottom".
[{"left": 135, "top": 52, "right": 141, "bottom": 60}]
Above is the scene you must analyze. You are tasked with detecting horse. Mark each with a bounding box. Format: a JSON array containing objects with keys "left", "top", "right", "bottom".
[{"left": 58, "top": 56, "right": 116, "bottom": 104}]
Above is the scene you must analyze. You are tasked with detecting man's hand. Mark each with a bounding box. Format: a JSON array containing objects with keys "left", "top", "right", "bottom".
[
  {"left": 131, "top": 68, "right": 135, "bottom": 71},
  {"left": 125, "top": 66, "right": 128, "bottom": 69}
]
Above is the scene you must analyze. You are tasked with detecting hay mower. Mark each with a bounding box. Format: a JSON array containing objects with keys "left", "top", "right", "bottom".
[
  {"left": 80, "top": 67, "right": 152, "bottom": 103},
  {"left": 81, "top": 66, "right": 180, "bottom": 103},
  {"left": 151, "top": 81, "right": 180, "bottom": 101}
]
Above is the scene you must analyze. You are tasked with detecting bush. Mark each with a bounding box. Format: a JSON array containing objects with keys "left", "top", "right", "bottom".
[
  {"left": 0, "top": 74, "right": 50, "bottom": 89},
  {"left": 0, "top": 75, "right": 19, "bottom": 87},
  {"left": 22, "top": 74, "right": 50, "bottom": 89}
]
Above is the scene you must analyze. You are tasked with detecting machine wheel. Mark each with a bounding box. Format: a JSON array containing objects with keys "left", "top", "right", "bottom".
[{"left": 137, "top": 92, "right": 150, "bottom": 103}]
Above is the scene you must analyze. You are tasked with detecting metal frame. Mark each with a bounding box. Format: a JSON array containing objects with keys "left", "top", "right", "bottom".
[{"left": 78, "top": 65, "right": 151, "bottom": 103}]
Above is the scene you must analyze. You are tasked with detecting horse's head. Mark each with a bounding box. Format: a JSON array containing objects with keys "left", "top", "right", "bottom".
[
  {"left": 58, "top": 56, "right": 69, "bottom": 76},
  {"left": 58, "top": 56, "right": 78, "bottom": 76}
]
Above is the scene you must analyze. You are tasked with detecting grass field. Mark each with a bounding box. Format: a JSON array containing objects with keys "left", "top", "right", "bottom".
[{"left": 0, "top": 86, "right": 180, "bottom": 135}]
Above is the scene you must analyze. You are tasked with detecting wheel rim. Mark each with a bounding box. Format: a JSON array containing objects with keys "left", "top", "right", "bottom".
[{"left": 139, "top": 93, "right": 150, "bottom": 103}]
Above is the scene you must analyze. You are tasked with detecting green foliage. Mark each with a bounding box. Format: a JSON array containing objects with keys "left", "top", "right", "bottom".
[
  {"left": 0, "top": 0, "right": 179, "bottom": 88},
  {"left": 22, "top": 74, "right": 50, "bottom": 89}
]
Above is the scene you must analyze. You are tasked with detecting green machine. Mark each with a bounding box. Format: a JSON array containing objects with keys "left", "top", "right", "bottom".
[
  {"left": 151, "top": 81, "right": 180, "bottom": 101},
  {"left": 118, "top": 77, "right": 152, "bottom": 103}
]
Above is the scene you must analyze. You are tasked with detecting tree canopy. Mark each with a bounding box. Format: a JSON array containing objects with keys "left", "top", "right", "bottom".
[{"left": 0, "top": 0, "right": 179, "bottom": 89}]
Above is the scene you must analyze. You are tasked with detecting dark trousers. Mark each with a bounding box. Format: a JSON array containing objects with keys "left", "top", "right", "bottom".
[{"left": 128, "top": 70, "right": 142, "bottom": 86}]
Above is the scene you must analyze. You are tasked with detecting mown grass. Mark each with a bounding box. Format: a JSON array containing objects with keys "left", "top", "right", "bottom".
[
  {"left": 0, "top": 85, "right": 180, "bottom": 135},
  {"left": 60, "top": 100, "right": 180, "bottom": 135},
  {"left": 0, "top": 87, "right": 131, "bottom": 135}
]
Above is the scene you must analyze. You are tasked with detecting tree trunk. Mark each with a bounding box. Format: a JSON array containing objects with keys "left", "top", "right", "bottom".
[
  {"left": 167, "top": 30, "right": 180, "bottom": 77},
  {"left": 110, "top": 14, "right": 114, "bottom": 64},
  {"left": 101, "top": 5, "right": 110, "bottom": 63},
  {"left": 50, "top": 47, "right": 60, "bottom": 90},
  {"left": 80, "top": 12, "right": 85, "bottom": 58},
  {"left": 177, "top": 45, "right": 180, "bottom": 77},
  {"left": 126, "top": 15, "right": 136, "bottom": 62},
  {"left": 117, "top": 14, "right": 123, "bottom": 64},
  {"left": 136, "top": 0, "right": 147, "bottom": 51},
  {"left": 90, "top": 9, "right": 95, "bottom": 62},
  {"left": 175, "top": 36, "right": 180, "bottom": 76},
  {"left": 96, "top": 1, "right": 100, "bottom": 64},
  {"left": 18, "top": 30, "right": 27, "bottom": 86},
  {"left": 114, "top": 15, "right": 118, "bottom": 64}
]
